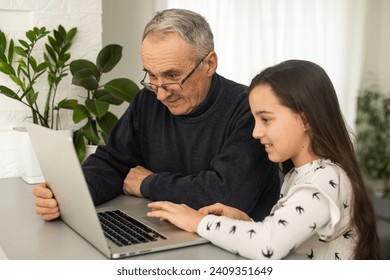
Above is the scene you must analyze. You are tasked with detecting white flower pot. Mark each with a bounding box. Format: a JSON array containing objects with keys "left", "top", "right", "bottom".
[
  {"left": 84, "top": 144, "right": 98, "bottom": 162},
  {"left": 12, "top": 126, "right": 73, "bottom": 184}
]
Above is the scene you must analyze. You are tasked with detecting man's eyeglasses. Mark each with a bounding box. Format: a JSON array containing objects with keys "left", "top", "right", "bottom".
[{"left": 140, "top": 52, "right": 210, "bottom": 93}]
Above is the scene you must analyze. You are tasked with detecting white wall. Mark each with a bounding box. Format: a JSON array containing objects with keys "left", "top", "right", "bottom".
[
  {"left": 0, "top": 0, "right": 103, "bottom": 178},
  {"left": 360, "top": 0, "right": 390, "bottom": 94},
  {"left": 101, "top": 0, "right": 156, "bottom": 117}
]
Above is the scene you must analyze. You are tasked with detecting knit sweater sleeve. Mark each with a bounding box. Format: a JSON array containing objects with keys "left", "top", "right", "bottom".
[
  {"left": 197, "top": 186, "right": 331, "bottom": 259},
  {"left": 82, "top": 96, "right": 144, "bottom": 205}
]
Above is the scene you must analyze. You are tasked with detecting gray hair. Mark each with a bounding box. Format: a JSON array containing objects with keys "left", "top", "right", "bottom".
[{"left": 142, "top": 9, "right": 214, "bottom": 59}]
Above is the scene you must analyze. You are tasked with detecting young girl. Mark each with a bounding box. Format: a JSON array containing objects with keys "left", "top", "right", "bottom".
[{"left": 147, "top": 60, "right": 383, "bottom": 260}]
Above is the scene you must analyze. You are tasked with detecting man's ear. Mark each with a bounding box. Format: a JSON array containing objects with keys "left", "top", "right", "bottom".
[{"left": 205, "top": 51, "right": 218, "bottom": 77}]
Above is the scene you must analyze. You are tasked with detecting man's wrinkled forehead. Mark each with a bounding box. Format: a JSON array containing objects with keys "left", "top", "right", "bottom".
[{"left": 140, "top": 33, "right": 194, "bottom": 74}]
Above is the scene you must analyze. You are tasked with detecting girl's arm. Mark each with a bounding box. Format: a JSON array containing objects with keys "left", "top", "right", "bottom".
[{"left": 198, "top": 187, "right": 331, "bottom": 259}]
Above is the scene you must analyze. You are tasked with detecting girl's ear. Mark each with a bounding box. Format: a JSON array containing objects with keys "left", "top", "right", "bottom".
[{"left": 300, "top": 113, "right": 311, "bottom": 132}]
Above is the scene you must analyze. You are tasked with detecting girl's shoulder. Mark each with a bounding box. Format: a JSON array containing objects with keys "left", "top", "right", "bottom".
[
  {"left": 282, "top": 158, "right": 350, "bottom": 200},
  {"left": 286, "top": 158, "right": 344, "bottom": 181},
  {"left": 278, "top": 159, "right": 353, "bottom": 238}
]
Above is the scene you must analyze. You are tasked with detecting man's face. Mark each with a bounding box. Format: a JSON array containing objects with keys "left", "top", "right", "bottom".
[{"left": 140, "top": 32, "right": 212, "bottom": 115}]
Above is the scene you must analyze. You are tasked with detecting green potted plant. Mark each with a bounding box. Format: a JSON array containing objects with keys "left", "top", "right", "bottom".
[
  {"left": 355, "top": 89, "right": 390, "bottom": 199},
  {"left": 0, "top": 25, "right": 78, "bottom": 129},
  {"left": 0, "top": 25, "right": 77, "bottom": 183},
  {"left": 70, "top": 44, "right": 139, "bottom": 161}
]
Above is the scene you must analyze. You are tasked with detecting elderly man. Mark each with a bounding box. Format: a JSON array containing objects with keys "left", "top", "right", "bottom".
[{"left": 32, "top": 9, "right": 280, "bottom": 222}]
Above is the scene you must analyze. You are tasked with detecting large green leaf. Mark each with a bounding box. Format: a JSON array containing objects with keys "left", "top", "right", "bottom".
[
  {"left": 18, "top": 39, "right": 29, "bottom": 49},
  {"left": 56, "top": 98, "right": 78, "bottom": 110},
  {"left": 85, "top": 99, "right": 109, "bottom": 118},
  {"left": 14, "top": 46, "right": 27, "bottom": 57},
  {"left": 53, "top": 28, "right": 64, "bottom": 46},
  {"left": 96, "top": 44, "right": 122, "bottom": 73},
  {"left": 105, "top": 78, "right": 139, "bottom": 102},
  {"left": 70, "top": 59, "right": 99, "bottom": 78},
  {"left": 29, "top": 56, "right": 37, "bottom": 71},
  {"left": 101, "top": 131, "right": 109, "bottom": 144},
  {"left": 59, "top": 53, "right": 71, "bottom": 65},
  {"left": 65, "top": 27, "right": 78, "bottom": 44},
  {"left": 35, "top": 61, "right": 48, "bottom": 73},
  {"left": 26, "top": 89, "right": 38, "bottom": 105},
  {"left": 73, "top": 129, "right": 86, "bottom": 162},
  {"left": 0, "top": 60, "right": 15, "bottom": 75},
  {"left": 82, "top": 120, "right": 100, "bottom": 145},
  {"left": 9, "top": 74, "right": 23, "bottom": 88},
  {"left": 0, "top": 85, "right": 18, "bottom": 99},
  {"left": 95, "top": 88, "right": 123, "bottom": 105},
  {"left": 26, "top": 30, "right": 36, "bottom": 43},
  {"left": 0, "top": 52, "right": 6, "bottom": 63},
  {"left": 71, "top": 69, "right": 99, "bottom": 90},
  {"left": 97, "top": 111, "right": 118, "bottom": 135},
  {"left": 7, "top": 39, "right": 14, "bottom": 64},
  {"left": 45, "top": 44, "right": 57, "bottom": 62},
  {"left": 48, "top": 36, "right": 59, "bottom": 53},
  {"left": 73, "top": 104, "right": 89, "bottom": 123},
  {"left": 0, "top": 31, "right": 6, "bottom": 55}
]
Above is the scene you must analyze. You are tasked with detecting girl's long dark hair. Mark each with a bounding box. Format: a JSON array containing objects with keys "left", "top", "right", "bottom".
[{"left": 249, "top": 60, "right": 383, "bottom": 259}]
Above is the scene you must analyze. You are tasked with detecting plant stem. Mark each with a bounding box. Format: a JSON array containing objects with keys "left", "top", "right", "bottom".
[{"left": 44, "top": 84, "right": 53, "bottom": 128}]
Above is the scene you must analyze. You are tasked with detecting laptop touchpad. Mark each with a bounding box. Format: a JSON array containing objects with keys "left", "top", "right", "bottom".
[{"left": 142, "top": 216, "right": 173, "bottom": 227}]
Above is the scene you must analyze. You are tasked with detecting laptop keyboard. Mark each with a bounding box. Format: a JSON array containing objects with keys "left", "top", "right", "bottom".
[{"left": 98, "top": 210, "right": 167, "bottom": 247}]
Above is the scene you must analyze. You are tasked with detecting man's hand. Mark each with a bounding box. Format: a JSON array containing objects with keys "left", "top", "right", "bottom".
[
  {"left": 123, "top": 165, "right": 153, "bottom": 197},
  {"left": 31, "top": 183, "right": 61, "bottom": 221}
]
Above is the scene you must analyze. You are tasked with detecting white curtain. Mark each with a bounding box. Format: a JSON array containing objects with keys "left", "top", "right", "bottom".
[
  {"left": 360, "top": 0, "right": 390, "bottom": 94},
  {"left": 162, "top": 0, "right": 370, "bottom": 130}
]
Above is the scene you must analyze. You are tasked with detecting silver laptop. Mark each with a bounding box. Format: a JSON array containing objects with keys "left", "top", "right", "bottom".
[{"left": 25, "top": 122, "right": 207, "bottom": 259}]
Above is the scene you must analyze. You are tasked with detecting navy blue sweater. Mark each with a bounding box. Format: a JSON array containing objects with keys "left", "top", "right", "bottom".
[{"left": 83, "top": 74, "right": 280, "bottom": 221}]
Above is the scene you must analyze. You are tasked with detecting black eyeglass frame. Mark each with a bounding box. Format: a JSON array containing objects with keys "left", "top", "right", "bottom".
[{"left": 140, "top": 52, "right": 210, "bottom": 93}]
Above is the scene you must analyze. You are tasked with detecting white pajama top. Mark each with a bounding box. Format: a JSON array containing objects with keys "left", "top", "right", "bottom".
[{"left": 198, "top": 158, "right": 356, "bottom": 259}]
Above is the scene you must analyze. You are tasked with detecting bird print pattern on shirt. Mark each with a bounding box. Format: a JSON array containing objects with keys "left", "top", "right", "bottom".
[
  {"left": 197, "top": 158, "right": 356, "bottom": 260},
  {"left": 306, "top": 248, "right": 314, "bottom": 259},
  {"left": 246, "top": 230, "right": 256, "bottom": 240}
]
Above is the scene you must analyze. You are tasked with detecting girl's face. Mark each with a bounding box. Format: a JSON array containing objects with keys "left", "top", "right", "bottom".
[{"left": 249, "top": 84, "right": 317, "bottom": 167}]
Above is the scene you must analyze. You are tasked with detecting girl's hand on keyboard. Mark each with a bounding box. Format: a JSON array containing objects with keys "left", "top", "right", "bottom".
[{"left": 147, "top": 201, "right": 205, "bottom": 233}]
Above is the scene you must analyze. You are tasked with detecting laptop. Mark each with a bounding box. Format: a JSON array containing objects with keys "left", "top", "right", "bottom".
[{"left": 25, "top": 122, "right": 208, "bottom": 259}]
